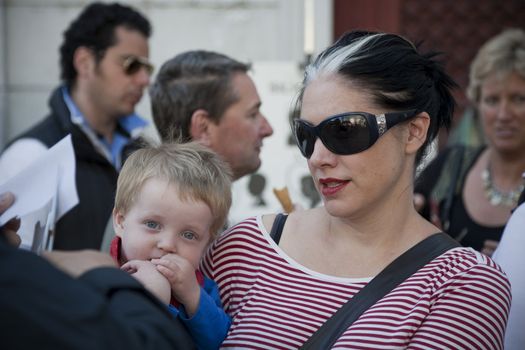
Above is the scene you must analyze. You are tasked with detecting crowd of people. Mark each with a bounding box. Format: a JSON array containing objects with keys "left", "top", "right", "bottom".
[{"left": 1, "top": 1, "right": 524, "bottom": 349}]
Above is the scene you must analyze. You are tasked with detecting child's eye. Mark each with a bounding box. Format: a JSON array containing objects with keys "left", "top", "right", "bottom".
[
  {"left": 144, "top": 221, "right": 161, "bottom": 230},
  {"left": 181, "top": 231, "right": 196, "bottom": 240}
]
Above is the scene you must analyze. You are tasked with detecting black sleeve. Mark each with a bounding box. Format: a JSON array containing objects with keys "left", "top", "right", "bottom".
[{"left": 0, "top": 241, "right": 195, "bottom": 350}]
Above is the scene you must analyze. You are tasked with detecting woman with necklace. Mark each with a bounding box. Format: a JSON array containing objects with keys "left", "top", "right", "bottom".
[{"left": 415, "top": 28, "right": 525, "bottom": 256}]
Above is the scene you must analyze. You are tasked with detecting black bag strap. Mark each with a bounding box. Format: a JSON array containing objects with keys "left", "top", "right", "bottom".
[
  {"left": 270, "top": 213, "right": 288, "bottom": 244},
  {"left": 300, "top": 232, "right": 460, "bottom": 349}
]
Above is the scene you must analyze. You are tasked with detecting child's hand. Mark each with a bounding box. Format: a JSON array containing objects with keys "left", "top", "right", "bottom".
[
  {"left": 121, "top": 260, "right": 171, "bottom": 304},
  {"left": 151, "top": 254, "right": 201, "bottom": 316}
]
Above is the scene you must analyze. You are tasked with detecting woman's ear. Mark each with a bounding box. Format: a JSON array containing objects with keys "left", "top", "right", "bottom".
[
  {"left": 189, "top": 109, "right": 212, "bottom": 146},
  {"left": 112, "top": 208, "right": 125, "bottom": 238},
  {"left": 405, "top": 112, "right": 430, "bottom": 155}
]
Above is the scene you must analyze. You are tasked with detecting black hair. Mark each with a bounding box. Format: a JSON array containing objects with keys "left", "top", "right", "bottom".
[
  {"left": 297, "top": 30, "right": 458, "bottom": 165},
  {"left": 59, "top": 2, "right": 151, "bottom": 88}
]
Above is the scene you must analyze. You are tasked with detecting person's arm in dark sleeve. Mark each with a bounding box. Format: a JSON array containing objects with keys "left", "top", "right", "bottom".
[
  {"left": 0, "top": 244, "right": 195, "bottom": 350},
  {"left": 80, "top": 267, "right": 196, "bottom": 349}
]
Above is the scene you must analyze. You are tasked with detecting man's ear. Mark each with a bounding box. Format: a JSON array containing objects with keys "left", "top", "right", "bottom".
[
  {"left": 112, "top": 208, "right": 125, "bottom": 238},
  {"left": 405, "top": 112, "right": 430, "bottom": 155},
  {"left": 189, "top": 109, "right": 212, "bottom": 146},
  {"left": 73, "top": 46, "right": 95, "bottom": 79}
]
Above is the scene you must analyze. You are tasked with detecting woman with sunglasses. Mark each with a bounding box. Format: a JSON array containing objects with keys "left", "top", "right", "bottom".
[{"left": 202, "top": 31, "right": 510, "bottom": 349}]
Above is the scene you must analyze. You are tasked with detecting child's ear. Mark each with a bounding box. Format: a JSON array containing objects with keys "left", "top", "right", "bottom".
[{"left": 112, "top": 208, "right": 125, "bottom": 238}]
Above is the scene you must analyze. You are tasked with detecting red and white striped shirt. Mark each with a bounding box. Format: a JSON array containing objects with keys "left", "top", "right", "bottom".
[{"left": 202, "top": 216, "right": 511, "bottom": 349}]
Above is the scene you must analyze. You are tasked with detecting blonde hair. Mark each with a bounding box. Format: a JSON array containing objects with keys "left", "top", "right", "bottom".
[
  {"left": 467, "top": 28, "right": 525, "bottom": 103},
  {"left": 114, "top": 142, "right": 232, "bottom": 237}
]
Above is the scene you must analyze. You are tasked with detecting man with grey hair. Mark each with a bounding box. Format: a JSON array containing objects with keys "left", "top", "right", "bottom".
[
  {"left": 100, "top": 51, "right": 274, "bottom": 251},
  {"left": 149, "top": 50, "right": 273, "bottom": 181}
]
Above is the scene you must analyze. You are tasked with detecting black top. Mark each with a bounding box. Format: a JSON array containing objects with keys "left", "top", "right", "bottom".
[
  {"left": 4, "top": 87, "right": 142, "bottom": 250},
  {"left": 447, "top": 195, "right": 504, "bottom": 251},
  {"left": 415, "top": 145, "right": 505, "bottom": 251}
]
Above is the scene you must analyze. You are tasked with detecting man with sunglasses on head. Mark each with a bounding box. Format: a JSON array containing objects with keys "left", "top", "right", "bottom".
[{"left": 0, "top": 2, "right": 153, "bottom": 250}]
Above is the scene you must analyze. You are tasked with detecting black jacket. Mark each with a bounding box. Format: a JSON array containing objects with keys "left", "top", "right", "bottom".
[
  {"left": 0, "top": 236, "right": 195, "bottom": 349},
  {"left": 5, "top": 87, "right": 140, "bottom": 250}
]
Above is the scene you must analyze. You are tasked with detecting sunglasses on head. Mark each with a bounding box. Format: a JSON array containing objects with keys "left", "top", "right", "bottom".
[
  {"left": 293, "top": 110, "right": 419, "bottom": 158},
  {"left": 122, "top": 55, "right": 154, "bottom": 76}
]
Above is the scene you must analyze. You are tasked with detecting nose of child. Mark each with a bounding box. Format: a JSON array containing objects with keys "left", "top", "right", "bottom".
[{"left": 158, "top": 235, "right": 177, "bottom": 253}]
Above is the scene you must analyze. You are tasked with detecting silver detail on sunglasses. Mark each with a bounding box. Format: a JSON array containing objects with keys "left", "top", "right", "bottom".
[{"left": 377, "top": 114, "right": 387, "bottom": 135}]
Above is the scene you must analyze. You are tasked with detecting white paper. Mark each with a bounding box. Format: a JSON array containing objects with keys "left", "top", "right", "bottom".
[
  {"left": 0, "top": 135, "right": 78, "bottom": 250},
  {"left": 18, "top": 195, "right": 56, "bottom": 253}
]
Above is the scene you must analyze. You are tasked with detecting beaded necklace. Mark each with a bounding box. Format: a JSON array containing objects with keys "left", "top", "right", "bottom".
[{"left": 481, "top": 166, "right": 525, "bottom": 207}]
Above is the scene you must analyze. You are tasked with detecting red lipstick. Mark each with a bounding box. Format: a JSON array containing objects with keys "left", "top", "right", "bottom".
[{"left": 319, "top": 178, "right": 350, "bottom": 196}]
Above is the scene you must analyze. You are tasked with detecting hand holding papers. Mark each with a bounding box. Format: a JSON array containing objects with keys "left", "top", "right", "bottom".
[{"left": 0, "top": 135, "right": 78, "bottom": 253}]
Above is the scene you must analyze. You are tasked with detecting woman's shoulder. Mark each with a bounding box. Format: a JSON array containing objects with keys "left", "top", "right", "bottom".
[
  {"left": 421, "top": 247, "right": 512, "bottom": 316},
  {"left": 216, "top": 210, "right": 320, "bottom": 246},
  {"left": 400, "top": 246, "right": 511, "bottom": 309},
  {"left": 437, "top": 246, "right": 503, "bottom": 269},
  {"left": 430, "top": 247, "right": 510, "bottom": 287},
  {"left": 219, "top": 216, "right": 264, "bottom": 239}
]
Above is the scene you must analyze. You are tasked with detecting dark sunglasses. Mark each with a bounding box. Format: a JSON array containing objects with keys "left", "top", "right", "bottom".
[
  {"left": 122, "top": 55, "right": 154, "bottom": 76},
  {"left": 293, "top": 110, "right": 419, "bottom": 158}
]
